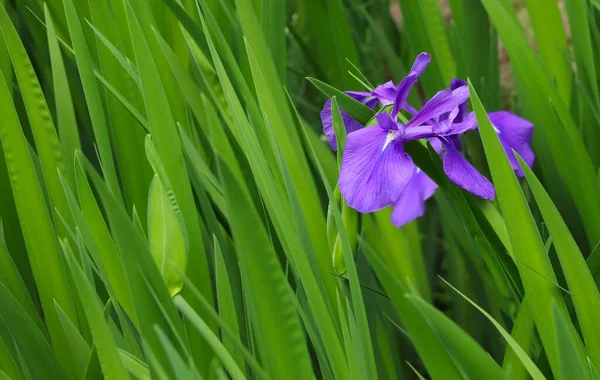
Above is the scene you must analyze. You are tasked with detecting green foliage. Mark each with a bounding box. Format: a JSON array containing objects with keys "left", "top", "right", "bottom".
[{"left": 0, "top": 0, "right": 599, "bottom": 379}]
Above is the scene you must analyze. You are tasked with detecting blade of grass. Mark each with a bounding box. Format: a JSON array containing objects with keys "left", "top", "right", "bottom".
[
  {"left": 45, "top": 4, "right": 80, "bottom": 184},
  {"left": 518, "top": 155, "right": 600, "bottom": 370},
  {"left": 471, "top": 80, "right": 587, "bottom": 377},
  {"left": 523, "top": 0, "right": 571, "bottom": 104},
  {"left": 62, "top": 0, "right": 121, "bottom": 198},
  {"left": 175, "top": 296, "right": 245, "bottom": 380},
  {"left": 0, "top": 283, "right": 66, "bottom": 379},
  {"left": 123, "top": 2, "right": 216, "bottom": 372},
  {"left": 442, "top": 278, "right": 546, "bottom": 380},
  {"left": 0, "top": 65, "right": 79, "bottom": 378},
  {"left": 219, "top": 159, "right": 315, "bottom": 379},
  {"left": 0, "top": 2, "right": 74, "bottom": 242}
]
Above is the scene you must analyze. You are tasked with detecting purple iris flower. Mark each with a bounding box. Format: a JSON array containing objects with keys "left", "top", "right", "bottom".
[
  {"left": 486, "top": 111, "right": 534, "bottom": 177},
  {"left": 338, "top": 83, "right": 496, "bottom": 219},
  {"left": 389, "top": 164, "right": 438, "bottom": 228},
  {"left": 321, "top": 53, "right": 432, "bottom": 150},
  {"left": 321, "top": 52, "right": 534, "bottom": 228},
  {"left": 441, "top": 79, "right": 535, "bottom": 177}
]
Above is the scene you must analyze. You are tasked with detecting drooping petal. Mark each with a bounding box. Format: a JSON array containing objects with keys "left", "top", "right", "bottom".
[
  {"left": 442, "top": 140, "right": 495, "bottom": 200},
  {"left": 321, "top": 91, "right": 378, "bottom": 150},
  {"left": 339, "top": 126, "right": 415, "bottom": 213},
  {"left": 488, "top": 111, "right": 534, "bottom": 177},
  {"left": 390, "top": 168, "right": 438, "bottom": 228},
  {"left": 406, "top": 86, "right": 470, "bottom": 129}
]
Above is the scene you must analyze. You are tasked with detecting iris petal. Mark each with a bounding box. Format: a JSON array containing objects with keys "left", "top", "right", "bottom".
[
  {"left": 391, "top": 53, "right": 432, "bottom": 117},
  {"left": 321, "top": 91, "right": 378, "bottom": 150},
  {"left": 372, "top": 81, "right": 397, "bottom": 106},
  {"left": 339, "top": 126, "right": 414, "bottom": 212},
  {"left": 390, "top": 168, "right": 438, "bottom": 228},
  {"left": 442, "top": 140, "right": 495, "bottom": 200},
  {"left": 488, "top": 111, "right": 534, "bottom": 177},
  {"left": 406, "top": 86, "right": 470, "bottom": 129}
]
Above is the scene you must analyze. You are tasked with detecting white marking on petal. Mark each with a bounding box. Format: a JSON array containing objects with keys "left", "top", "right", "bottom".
[
  {"left": 492, "top": 123, "right": 501, "bottom": 134},
  {"left": 382, "top": 131, "right": 397, "bottom": 152}
]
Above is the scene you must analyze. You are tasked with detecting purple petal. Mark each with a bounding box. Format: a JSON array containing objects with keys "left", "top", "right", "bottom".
[
  {"left": 488, "top": 111, "right": 534, "bottom": 177},
  {"left": 373, "top": 81, "right": 397, "bottom": 106},
  {"left": 321, "top": 91, "right": 377, "bottom": 150},
  {"left": 406, "top": 86, "right": 470, "bottom": 129},
  {"left": 375, "top": 112, "right": 399, "bottom": 131},
  {"left": 410, "top": 53, "right": 432, "bottom": 76},
  {"left": 390, "top": 168, "right": 438, "bottom": 228},
  {"left": 450, "top": 78, "right": 467, "bottom": 90},
  {"left": 433, "top": 111, "right": 478, "bottom": 137},
  {"left": 442, "top": 141, "right": 495, "bottom": 200},
  {"left": 391, "top": 53, "right": 432, "bottom": 117},
  {"left": 392, "top": 74, "right": 418, "bottom": 117},
  {"left": 450, "top": 78, "right": 468, "bottom": 122},
  {"left": 339, "top": 126, "right": 414, "bottom": 212}
]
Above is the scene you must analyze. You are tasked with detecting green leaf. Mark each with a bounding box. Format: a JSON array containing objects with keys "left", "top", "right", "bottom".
[
  {"left": 480, "top": 0, "right": 600, "bottom": 252},
  {"left": 63, "top": 243, "right": 130, "bottom": 379},
  {"left": 0, "top": 2, "right": 74, "bottom": 243},
  {"left": 78, "top": 151, "right": 188, "bottom": 378},
  {"left": 502, "top": 298, "right": 536, "bottom": 380},
  {"left": 119, "top": 349, "right": 151, "bottom": 380},
  {"left": 175, "top": 296, "right": 246, "bottom": 380},
  {"left": 406, "top": 294, "right": 504, "bottom": 379},
  {"left": 0, "top": 283, "right": 66, "bottom": 379},
  {"left": 213, "top": 238, "right": 245, "bottom": 377},
  {"left": 87, "top": 0, "right": 153, "bottom": 222},
  {"left": 307, "top": 77, "right": 375, "bottom": 125},
  {"left": 53, "top": 299, "right": 91, "bottom": 376},
  {"left": 442, "top": 279, "right": 545, "bottom": 380},
  {"left": 470, "top": 80, "right": 587, "bottom": 378},
  {"left": 61, "top": 162, "right": 138, "bottom": 325},
  {"left": 0, "top": 236, "right": 41, "bottom": 330},
  {"left": 0, "top": 57, "right": 78, "bottom": 379},
  {"left": 523, "top": 0, "right": 571, "bottom": 104},
  {"left": 219, "top": 159, "right": 315, "bottom": 379},
  {"left": 518, "top": 155, "right": 600, "bottom": 370},
  {"left": 62, "top": 0, "right": 121, "bottom": 198},
  {"left": 146, "top": 136, "right": 189, "bottom": 297},
  {"left": 44, "top": 4, "right": 80, "bottom": 184},
  {"left": 360, "top": 244, "right": 464, "bottom": 380},
  {"left": 553, "top": 302, "right": 591, "bottom": 380}
]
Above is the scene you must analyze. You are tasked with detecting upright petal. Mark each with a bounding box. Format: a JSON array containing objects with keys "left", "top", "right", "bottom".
[
  {"left": 373, "top": 81, "right": 397, "bottom": 106},
  {"left": 391, "top": 53, "right": 432, "bottom": 117},
  {"left": 406, "top": 86, "right": 470, "bottom": 129},
  {"left": 391, "top": 74, "right": 418, "bottom": 117},
  {"left": 488, "top": 111, "right": 534, "bottom": 176},
  {"left": 442, "top": 140, "right": 495, "bottom": 200},
  {"left": 321, "top": 91, "right": 377, "bottom": 150},
  {"left": 450, "top": 78, "right": 468, "bottom": 122},
  {"left": 409, "top": 53, "right": 432, "bottom": 76},
  {"left": 390, "top": 168, "right": 438, "bottom": 228},
  {"left": 433, "top": 111, "right": 478, "bottom": 137},
  {"left": 375, "top": 112, "right": 399, "bottom": 131},
  {"left": 339, "top": 126, "right": 414, "bottom": 213},
  {"left": 450, "top": 78, "right": 467, "bottom": 90}
]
